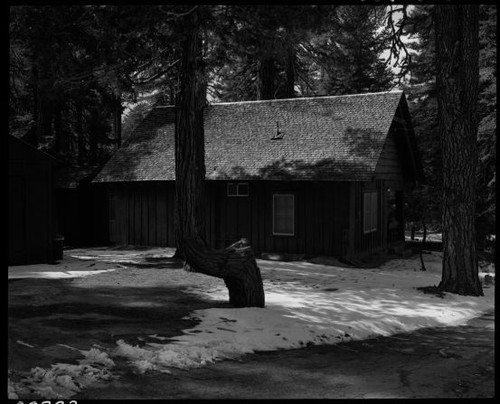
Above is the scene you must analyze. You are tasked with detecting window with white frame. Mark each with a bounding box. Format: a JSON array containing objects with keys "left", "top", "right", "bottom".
[
  {"left": 363, "top": 191, "right": 378, "bottom": 234},
  {"left": 227, "top": 182, "right": 249, "bottom": 197},
  {"left": 273, "top": 194, "right": 295, "bottom": 236}
]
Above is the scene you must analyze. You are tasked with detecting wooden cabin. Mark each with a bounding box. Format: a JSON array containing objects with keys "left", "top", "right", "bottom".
[
  {"left": 93, "top": 91, "right": 422, "bottom": 260},
  {"left": 9, "top": 135, "right": 57, "bottom": 265}
]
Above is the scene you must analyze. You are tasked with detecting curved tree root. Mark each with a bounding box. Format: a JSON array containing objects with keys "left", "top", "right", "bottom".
[{"left": 182, "top": 237, "right": 265, "bottom": 308}]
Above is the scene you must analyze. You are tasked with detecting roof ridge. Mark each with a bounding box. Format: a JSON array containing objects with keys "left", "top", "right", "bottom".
[
  {"left": 210, "top": 90, "right": 402, "bottom": 106},
  {"left": 153, "top": 90, "right": 403, "bottom": 109}
]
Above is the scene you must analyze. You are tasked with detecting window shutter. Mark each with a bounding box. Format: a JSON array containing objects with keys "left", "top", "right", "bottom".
[
  {"left": 363, "top": 191, "right": 378, "bottom": 233},
  {"left": 363, "top": 192, "right": 371, "bottom": 233},
  {"left": 371, "top": 192, "right": 378, "bottom": 232}
]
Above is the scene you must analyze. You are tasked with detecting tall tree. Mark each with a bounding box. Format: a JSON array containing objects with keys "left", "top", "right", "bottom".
[
  {"left": 403, "top": 5, "right": 441, "bottom": 234},
  {"left": 435, "top": 4, "right": 483, "bottom": 296},
  {"left": 210, "top": 5, "right": 331, "bottom": 102},
  {"left": 404, "top": 4, "right": 496, "bottom": 246},
  {"left": 305, "top": 5, "right": 394, "bottom": 96},
  {"left": 9, "top": 5, "right": 179, "bottom": 164},
  {"left": 475, "top": 5, "right": 496, "bottom": 254},
  {"left": 174, "top": 6, "right": 265, "bottom": 307}
]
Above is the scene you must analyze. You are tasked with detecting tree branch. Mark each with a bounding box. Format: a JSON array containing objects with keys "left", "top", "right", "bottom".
[
  {"left": 385, "top": 4, "right": 412, "bottom": 84},
  {"left": 385, "top": 5, "right": 411, "bottom": 68},
  {"left": 127, "top": 59, "right": 180, "bottom": 85},
  {"left": 159, "top": 5, "right": 199, "bottom": 19},
  {"left": 129, "top": 48, "right": 173, "bottom": 77}
]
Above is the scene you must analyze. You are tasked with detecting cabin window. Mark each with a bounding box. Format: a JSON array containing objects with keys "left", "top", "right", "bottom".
[
  {"left": 227, "top": 182, "right": 249, "bottom": 197},
  {"left": 273, "top": 194, "right": 295, "bottom": 236},
  {"left": 363, "top": 191, "right": 378, "bottom": 234}
]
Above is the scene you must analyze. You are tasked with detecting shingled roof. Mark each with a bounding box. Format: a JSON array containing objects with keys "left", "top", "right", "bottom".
[{"left": 93, "top": 90, "right": 410, "bottom": 183}]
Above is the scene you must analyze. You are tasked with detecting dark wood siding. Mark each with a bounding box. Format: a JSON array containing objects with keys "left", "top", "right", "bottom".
[
  {"left": 349, "top": 179, "right": 406, "bottom": 258},
  {"left": 210, "top": 181, "right": 351, "bottom": 257},
  {"left": 105, "top": 179, "right": 411, "bottom": 259},
  {"left": 108, "top": 182, "right": 175, "bottom": 246},
  {"left": 9, "top": 136, "right": 54, "bottom": 265},
  {"left": 106, "top": 180, "right": 352, "bottom": 258},
  {"left": 374, "top": 123, "right": 405, "bottom": 182}
]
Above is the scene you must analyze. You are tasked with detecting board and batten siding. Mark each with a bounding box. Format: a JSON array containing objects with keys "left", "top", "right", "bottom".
[
  {"left": 106, "top": 178, "right": 405, "bottom": 259},
  {"left": 108, "top": 182, "right": 176, "bottom": 247},
  {"left": 350, "top": 180, "right": 387, "bottom": 258},
  {"left": 374, "top": 123, "right": 405, "bottom": 183},
  {"left": 211, "top": 181, "right": 351, "bottom": 257},
  {"left": 108, "top": 181, "right": 218, "bottom": 247},
  {"left": 107, "top": 180, "right": 351, "bottom": 258}
]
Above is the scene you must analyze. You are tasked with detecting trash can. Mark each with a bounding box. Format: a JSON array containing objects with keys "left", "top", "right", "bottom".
[{"left": 53, "top": 234, "right": 64, "bottom": 261}]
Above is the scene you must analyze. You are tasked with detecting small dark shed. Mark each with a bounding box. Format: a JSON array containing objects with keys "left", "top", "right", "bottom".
[
  {"left": 93, "top": 90, "right": 422, "bottom": 260},
  {"left": 9, "top": 135, "right": 57, "bottom": 265},
  {"left": 54, "top": 165, "right": 109, "bottom": 247}
]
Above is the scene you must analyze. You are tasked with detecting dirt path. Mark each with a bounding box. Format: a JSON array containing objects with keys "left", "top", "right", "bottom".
[{"left": 75, "top": 310, "right": 494, "bottom": 399}]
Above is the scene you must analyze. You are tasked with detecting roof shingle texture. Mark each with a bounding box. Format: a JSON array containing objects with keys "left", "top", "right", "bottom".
[{"left": 93, "top": 90, "right": 404, "bottom": 183}]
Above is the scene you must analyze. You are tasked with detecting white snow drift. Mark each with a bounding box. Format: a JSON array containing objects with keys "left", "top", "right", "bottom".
[{"left": 8, "top": 247, "right": 495, "bottom": 399}]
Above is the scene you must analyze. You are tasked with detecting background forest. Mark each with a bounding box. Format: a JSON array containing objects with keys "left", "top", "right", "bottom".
[{"left": 9, "top": 4, "right": 496, "bottom": 251}]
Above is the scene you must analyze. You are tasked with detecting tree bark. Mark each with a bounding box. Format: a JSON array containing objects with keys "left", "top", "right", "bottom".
[
  {"left": 89, "top": 120, "right": 98, "bottom": 165},
  {"left": 257, "top": 48, "right": 275, "bottom": 100},
  {"left": 33, "top": 50, "right": 55, "bottom": 148},
  {"left": 174, "top": 8, "right": 265, "bottom": 307},
  {"left": 435, "top": 5, "right": 483, "bottom": 296},
  {"left": 284, "top": 41, "right": 296, "bottom": 99},
  {"left": 76, "top": 97, "right": 86, "bottom": 165},
  {"left": 35, "top": 92, "right": 54, "bottom": 147},
  {"left": 53, "top": 102, "right": 64, "bottom": 155},
  {"left": 113, "top": 93, "right": 122, "bottom": 147}
]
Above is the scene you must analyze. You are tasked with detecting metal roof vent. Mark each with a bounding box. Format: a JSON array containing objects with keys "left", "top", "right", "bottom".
[{"left": 271, "top": 121, "right": 284, "bottom": 140}]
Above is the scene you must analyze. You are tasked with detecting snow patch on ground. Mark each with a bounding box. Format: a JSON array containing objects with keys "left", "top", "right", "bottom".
[
  {"left": 8, "top": 256, "right": 122, "bottom": 279},
  {"left": 8, "top": 247, "right": 495, "bottom": 398},
  {"left": 102, "top": 250, "right": 494, "bottom": 375},
  {"left": 8, "top": 347, "right": 115, "bottom": 399}
]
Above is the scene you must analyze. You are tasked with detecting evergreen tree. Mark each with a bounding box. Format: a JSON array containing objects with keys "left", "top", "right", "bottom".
[
  {"left": 404, "top": 4, "right": 496, "bottom": 250},
  {"left": 209, "top": 5, "right": 331, "bottom": 101},
  {"left": 435, "top": 4, "right": 483, "bottom": 296},
  {"left": 9, "top": 5, "right": 180, "bottom": 165},
  {"left": 307, "top": 5, "right": 394, "bottom": 96},
  {"left": 476, "top": 5, "right": 496, "bottom": 254},
  {"left": 403, "top": 5, "right": 441, "bottom": 232},
  {"left": 173, "top": 6, "right": 265, "bottom": 307}
]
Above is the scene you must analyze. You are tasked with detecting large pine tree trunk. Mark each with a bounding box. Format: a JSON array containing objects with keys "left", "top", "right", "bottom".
[
  {"left": 75, "top": 97, "right": 86, "bottom": 165},
  {"left": 34, "top": 82, "right": 54, "bottom": 148},
  {"left": 33, "top": 53, "right": 55, "bottom": 148},
  {"left": 284, "top": 42, "right": 296, "bottom": 99},
  {"left": 435, "top": 5, "right": 483, "bottom": 296},
  {"left": 257, "top": 42, "right": 275, "bottom": 100},
  {"left": 113, "top": 93, "right": 122, "bottom": 147},
  {"left": 53, "top": 102, "right": 64, "bottom": 155},
  {"left": 174, "top": 8, "right": 265, "bottom": 308}
]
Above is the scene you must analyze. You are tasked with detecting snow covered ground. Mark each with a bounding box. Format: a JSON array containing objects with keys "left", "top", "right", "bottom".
[
  {"left": 8, "top": 247, "right": 495, "bottom": 399},
  {"left": 8, "top": 255, "right": 122, "bottom": 279},
  {"left": 404, "top": 231, "right": 443, "bottom": 242}
]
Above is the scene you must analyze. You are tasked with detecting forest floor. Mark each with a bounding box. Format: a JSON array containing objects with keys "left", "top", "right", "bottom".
[{"left": 8, "top": 246, "right": 495, "bottom": 399}]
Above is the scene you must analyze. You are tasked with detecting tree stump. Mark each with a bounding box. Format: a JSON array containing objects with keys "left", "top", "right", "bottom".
[{"left": 182, "top": 237, "right": 265, "bottom": 308}]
